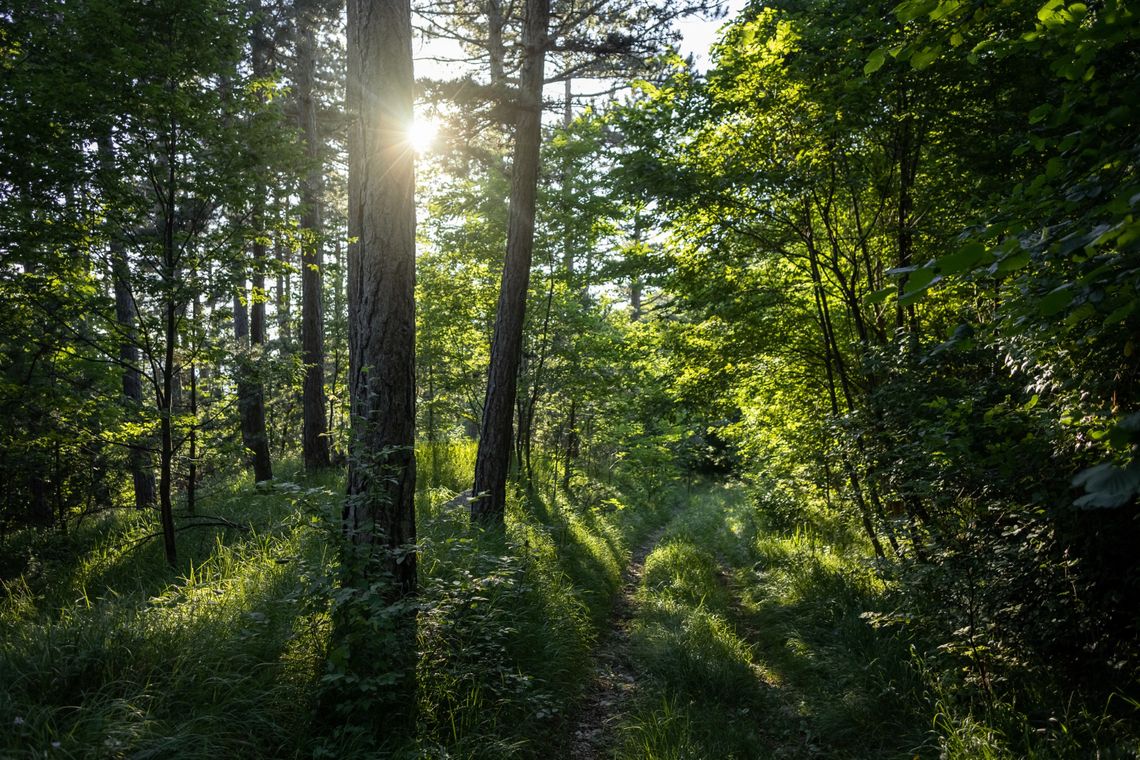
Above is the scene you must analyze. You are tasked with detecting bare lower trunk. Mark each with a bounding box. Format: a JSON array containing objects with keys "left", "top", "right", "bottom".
[
  {"left": 472, "top": 0, "right": 549, "bottom": 525},
  {"left": 345, "top": 0, "right": 417, "bottom": 594},
  {"left": 159, "top": 127, "right": 179, "bottom": 567},
  {"left": 100, "top": 135, "right": 156, "bottom": 509},
  {"left": 298, "top": 6, "right": 331, "bottom": 470},
  {"left": 234, "top": 281, "right": 272, "bottom": 481},
  {"left": 807, "top": 224, "right": 884, "bottom": 560}
]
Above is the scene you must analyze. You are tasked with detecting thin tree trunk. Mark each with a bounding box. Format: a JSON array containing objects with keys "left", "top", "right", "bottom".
[
  {"left": 329, "top": 235, "right": 344, "bottom": 445},
  {"left": 234, "top": 271, "right": 272, "bottom": 481},
  {"left": 276, "top": 233, "right": 290, "bottom": 342},
  {"left": 234, "top": 13, "right": 273, "bottom": 483},
  {"left": 99, "top": 135, "right": 156, "bottom": 509},
  {"left": 158, "top": 115, "right": 179, "bottom": 567},
  {"left": 562, "top": 398, "right": 577, "bottom": 492},
  {"left": 187, "top": 292, "right": 200, "bottom": 515},
  {"left": 297, "top": 4, "right": 331, "bottom": 470},
  {"left": 806, "top": 217, "right": 884, "bottom": 561},
  {"left": 472, "top": 0, "right": 549, "bottom": 525},
  {"left": 893, "top": 87, "right": 920, "bottom": 337},
  {"left": 486, "top": 0, "right": 507, "bottom": 89},
  {"left": 428, "top": 360, "right": 441, "bottom": 485},
  {"left": 521, "top": 265, "right": 556, "bottom": 482}
]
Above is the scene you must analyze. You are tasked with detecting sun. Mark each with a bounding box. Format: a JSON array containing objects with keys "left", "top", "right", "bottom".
[{"left": 408, "top": 114, "right": 440, "bottom": 155}]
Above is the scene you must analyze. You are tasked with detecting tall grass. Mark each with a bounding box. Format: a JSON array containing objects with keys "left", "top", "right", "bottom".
[
  {"left": 0, "top": 443, "right": 681, "bottom": 758},
  {"left": 412, "top": 441, "right": 680, "bottom": 757},
  {"left": 0, "top": 465, "right": 339, "bottom": 758}
]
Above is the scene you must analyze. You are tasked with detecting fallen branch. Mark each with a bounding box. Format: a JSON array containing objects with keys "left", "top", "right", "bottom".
[{"left": 118, "top": 516, "right": 250, "bottom": 555}]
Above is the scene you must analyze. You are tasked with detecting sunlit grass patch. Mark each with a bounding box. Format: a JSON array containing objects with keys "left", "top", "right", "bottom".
[
  {"left": 412, "top": 443, "right": 681, "bottom": 756},
  {"left": 618, "top": 695, "right": 703, "bottom": 760},
  {"left": 641, "top": 540, "right": 727, "bottom": 610},
  {"left": 0, "top": 470, "right": 335, "bottom": 758},
  {"left": 618, "top": 484, "right": 775, "bottom": 759},
  {"left": 1, "top": 440, "right": 681, "bottom": 758}
]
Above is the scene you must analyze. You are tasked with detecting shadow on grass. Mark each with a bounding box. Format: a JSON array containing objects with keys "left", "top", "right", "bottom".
[
  {"left": 0, "top": 468, "right": 341, "bottom": 759},
  {"left": 617, "top": 483, "right": 933, "bottom": 760}
]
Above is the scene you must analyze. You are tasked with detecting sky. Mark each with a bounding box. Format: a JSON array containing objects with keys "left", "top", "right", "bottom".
[
  {"left": 676, "top": 0, "right": 747, "bottom": 71},
  {"left": 407, "top": 0, "right": 747, "bottom": 149},
  {"left": 411, "top": 0, "right": 747, "bottom": 82}
]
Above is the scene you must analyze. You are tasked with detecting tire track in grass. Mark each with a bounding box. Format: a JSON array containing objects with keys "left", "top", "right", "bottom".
[{"left": 568, "top": 520, "right": 671, "bottom": 759}]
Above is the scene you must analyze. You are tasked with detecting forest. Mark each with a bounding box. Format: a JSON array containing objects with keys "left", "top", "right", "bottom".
[{"left": 1, "top": 0, "right": 1138, "bottom": 757}]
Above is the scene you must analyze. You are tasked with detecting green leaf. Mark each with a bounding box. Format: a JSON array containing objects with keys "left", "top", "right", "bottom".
[
  {"left": 1038, "top": 286, "right": 1073, "bottom": 316},
  {"left": 1072, "top": 462, "right": 1140, "bottom": 509},
  {"left": 929, "top": 0, "right": 961, "bottom": 21},
  {"left": 996, "top": 249, "right": 1030, "bottom": 273},
  {"left": 894, "top": 0, "right": 938, "bottom": 22},
  {"left": 911, "top": 45, "right": 942, "bottom": 70},
  {"left": 936, "top": 241, "right": 988, "bottom": 274},
  {"left": 863, "top": 286, "right": 896, "bottom": 305},
  {"left": 1028, "top": 104, "right": 1052, "bottom": 124},
  {"left": 864, "top": 49, "right": 886, "bottom": 75},
  {"left": 1103, "top": 300, "right": 1135, "bottom": 325},
  {"left": 899, "top": 267, "right": 940, "bottom": 305}
]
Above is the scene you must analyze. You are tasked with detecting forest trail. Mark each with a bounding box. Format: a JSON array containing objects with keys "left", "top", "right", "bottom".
[{"left": 567, "top": 519, "right": 669, "bottom": 758}]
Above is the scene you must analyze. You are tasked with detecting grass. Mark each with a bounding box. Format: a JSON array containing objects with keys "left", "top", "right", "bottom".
[
  {"left": 616, "top": 481, "right": 933, "bottom": 759},
  {"left": 6, "top": 454, "right": 1136, "bottom": 758},
  {"left": 0, "top": 443, "right": 681, "bottom": 759},
  {"left": 1, "top": 463, "right": 337, "bottom": 758},
  {"left": 616, "top": 480, "right": 1140, "bottom": 760}
]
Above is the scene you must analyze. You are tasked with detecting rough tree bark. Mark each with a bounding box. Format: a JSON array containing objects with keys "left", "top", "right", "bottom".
[
  {"left": 233, "top": 267, "right": 272, "bottom": 481},
  {"left": 471, "top": 0, "right": 549, "bottom": 525},
  {"left": 296, "top": 1, "right": 331, "bottom": 470},
  {"left": 345, "top": 0, "right": 417, "bottom": 596}
]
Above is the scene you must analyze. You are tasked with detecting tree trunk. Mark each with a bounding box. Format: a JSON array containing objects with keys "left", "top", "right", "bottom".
[
  {"left": 345, "top": 0, "right": 417, "bottom": 595},
  {"left": 99, "top": 135, "right": 156, "bottom": 509},
  {"left": 233, "top": 13, "right": 273, "bottom": 483},
  {"left": 485, "top": 0, "right": 507, "bottom": 89},
  {"left": 234, "top": 275, "right": 272, "bottom": 481},
  {"left": 187, "top": 292, "right": 200, "bottom": 515},
  {"left": 471, "top": 0, "right": 549, "bottom": 525},
  {"left": 297, "top": 5, "right": 331, "bottom": 471},
  {"left": 806, "top": 216, "right": 885, "bottom": 561},
  {"left": 329, "top": 236, "right": 344, "bottom": 444},
  {"left": 893, "top": 86, "right": 921, "bottom": 338},
  {"left": 159, "top": 120, "right": 179, "bottom": 567},
  {"left": 562, "top": 398, "right": 577, "bottom": 492}
]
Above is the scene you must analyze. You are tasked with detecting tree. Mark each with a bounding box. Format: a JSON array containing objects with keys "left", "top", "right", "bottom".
[
  {"left": 467, "top": 0, "right": 716, "bottom": 525},
  {"left": 345, "top": 0, "right": 418, "bottom": 594},
  {"left": 233, "top": 1, "right": 276, "bottom": 484},
  {"left": 471, "top": 0, "right": 550, "bottom": 523},
  {"left": 295, "top": 0, "right": 333, "bottom": 471}
]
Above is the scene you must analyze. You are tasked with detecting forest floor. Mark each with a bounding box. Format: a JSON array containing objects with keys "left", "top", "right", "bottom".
[{"left": 6, "top": 465, "right": 1133, "bottom": 758}]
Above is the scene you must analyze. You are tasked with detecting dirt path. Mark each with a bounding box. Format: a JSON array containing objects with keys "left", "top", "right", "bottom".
[{"left": 567, "top": 523, "right": 669, "bottom": 759}]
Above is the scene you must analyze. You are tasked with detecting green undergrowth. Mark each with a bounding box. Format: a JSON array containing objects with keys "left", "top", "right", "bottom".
[
  {"left": 618, "top": 481, "right": 928, "bottom": 759},
  {"left": 0, "top": 443, "right": 680, "bottom": 758},
  {"left": 617, "top": 481, "right": 1140, "bottom": 760},
  {"left": 412, "top": 447, "right": 678, "bottom": 757},
  {"left": 0, "top": 462, "right": 338, "bottom": 759}
]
